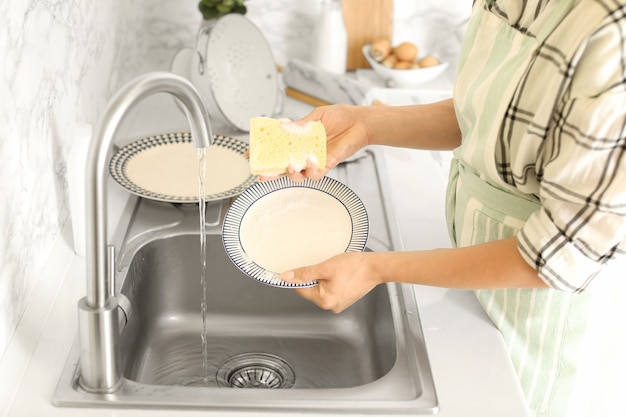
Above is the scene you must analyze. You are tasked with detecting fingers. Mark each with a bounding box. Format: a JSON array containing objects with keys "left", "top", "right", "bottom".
[
  {"left": 293, "top": 285, "right": 352, "bottom": 314},
  {"left": 304, "top": 158, "right": 325, "bottom": 180},
  {"left": 284, "top": 158, "right": 324, "bottom": 181},
  {"left": 281, "top": 266, "right": 323, "bottom": 305},
  {"left": 258, "top": 159, "right": 324, "bottom": 183},
  {"left": 299, "top": 106, "right": 329, "bottom": 123},
  {"left": 280, "top": 265, "right": 344, "bottom": 313},
  {"left": 257, "top": 173, "right": 281, "bottom": 182},
  {"left": 294, "top": 287, "right": 339, "bottom": 312},
  {"left": 280, "top": 265, "right": 316, "bottom": 285},
  {"left": 285, "top": 165, "right": 309, "bottom": 182}
]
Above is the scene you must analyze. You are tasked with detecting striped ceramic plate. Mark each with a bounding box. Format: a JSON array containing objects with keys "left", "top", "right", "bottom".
[
  {"left": 222, "top": 176, "right": 369, "bottom": 288},
  {"left": 109, "top": 132, "right": 256, "bottom": 203}
]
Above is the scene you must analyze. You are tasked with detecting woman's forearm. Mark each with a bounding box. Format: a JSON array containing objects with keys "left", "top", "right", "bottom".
[
  {"left": 285, "top": 237, "right": 548, "bottom": 313},
  {"left": 357, "top": 98, "right": 462, "bottom": 150},
  {"left": 372, "top": 237, "right": 548, "bottom": 289}
]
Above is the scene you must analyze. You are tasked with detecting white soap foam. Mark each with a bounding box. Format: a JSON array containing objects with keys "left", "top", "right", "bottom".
[
  {"left": 288, "top": 154, "right": 319, "bottom": 172},
  {"left": 280, "top": 119, "right": 314, "bottom": 135}
]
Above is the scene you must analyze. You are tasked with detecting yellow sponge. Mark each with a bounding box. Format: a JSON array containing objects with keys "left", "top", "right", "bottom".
[{"left": 249, "top": 117, "right": 327, "bottom": 176}]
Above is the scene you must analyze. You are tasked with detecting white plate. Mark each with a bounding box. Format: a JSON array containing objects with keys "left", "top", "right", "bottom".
[
  {"left": 109, "top": 132, "right": 256, "bottom": 203},
  {"left": 223, "top": 176, "right": 369, "bottom": 288}
]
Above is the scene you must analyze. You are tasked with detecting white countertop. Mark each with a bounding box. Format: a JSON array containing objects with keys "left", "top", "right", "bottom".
[{"left": 0, "top": 92, "right": 530, "bottom": 417}]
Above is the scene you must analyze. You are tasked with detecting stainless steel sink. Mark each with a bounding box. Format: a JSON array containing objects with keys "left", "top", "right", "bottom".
[
  {"left": 120, "top": 233, "right": 396, "bottom": 389},
  {"left": 54, "top": 148, "right": 438, "bottom": 414}
]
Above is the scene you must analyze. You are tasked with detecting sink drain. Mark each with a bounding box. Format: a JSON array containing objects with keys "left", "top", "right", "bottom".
[{"left": 216, "top": 353, "right": 295, "bottom": 389}]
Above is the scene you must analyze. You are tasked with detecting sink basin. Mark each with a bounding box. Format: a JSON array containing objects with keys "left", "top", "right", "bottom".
[
  {"left": 54, "top": 148, "right": 438, "bottom": 414},
  {"left": 121, "top": 233, "right": 396, "bottom": 389}
]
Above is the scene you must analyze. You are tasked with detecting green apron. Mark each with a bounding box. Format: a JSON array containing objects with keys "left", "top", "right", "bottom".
[{"left": 446, "top": 1, "right": 626, "bottom": 415}]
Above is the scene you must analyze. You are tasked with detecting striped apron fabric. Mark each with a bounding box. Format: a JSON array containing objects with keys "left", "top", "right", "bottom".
[{"left": 447, "top": 1, "right": 626, "bottom": 416}]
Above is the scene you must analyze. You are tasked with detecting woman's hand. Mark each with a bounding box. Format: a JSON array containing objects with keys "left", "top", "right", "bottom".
[
  {"left": 277, "top": 238, "right": 549, "bottom": 313},
  {"left": 258, "top": 99, "right": 462, "bottom": 182},
  {"left": 279, "top": 251, "right": 383, "bottom": 313},
  {"left": 260, "top": 104, "right": 370, "bottom": 182}
]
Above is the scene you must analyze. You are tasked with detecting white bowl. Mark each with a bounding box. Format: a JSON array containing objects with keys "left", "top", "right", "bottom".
[{"left": 362, "top": 45, "right": 449, "bottom": 88}]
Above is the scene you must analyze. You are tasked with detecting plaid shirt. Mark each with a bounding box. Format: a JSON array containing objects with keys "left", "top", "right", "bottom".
[{"left": 482, "top": 0, "right": 626, "bottom": 291}]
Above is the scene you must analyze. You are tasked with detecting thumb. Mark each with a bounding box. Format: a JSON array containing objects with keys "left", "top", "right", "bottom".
[
  {"left": 298, "top": 107, "right": 328, "bottom": 124},
  {"left": 279, "top": 265, "right": 319, "bottom": 286}
]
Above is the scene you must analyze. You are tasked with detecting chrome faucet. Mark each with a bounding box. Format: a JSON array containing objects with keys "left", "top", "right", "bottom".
[{"left": 77, "top": 72, "right": 213, "bottom": 393}]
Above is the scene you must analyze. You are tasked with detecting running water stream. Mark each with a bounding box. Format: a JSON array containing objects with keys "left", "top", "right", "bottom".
[{"left": 197, "top": 148, "right": 209, "bottom": 385}]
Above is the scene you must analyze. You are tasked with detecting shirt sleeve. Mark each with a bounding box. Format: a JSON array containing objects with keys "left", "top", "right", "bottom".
[{"left": 517, "top": 15, "right": 626, "bottom": 292}]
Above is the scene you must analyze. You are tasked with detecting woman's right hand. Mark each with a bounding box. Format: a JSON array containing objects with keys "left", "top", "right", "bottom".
[{"left": 278, "top": 104, "right": 371, "bottom": 182}]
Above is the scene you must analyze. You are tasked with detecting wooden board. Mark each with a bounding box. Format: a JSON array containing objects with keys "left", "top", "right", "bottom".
[{"left": 342, "top": 0, "right": 394, "bottom": 70}]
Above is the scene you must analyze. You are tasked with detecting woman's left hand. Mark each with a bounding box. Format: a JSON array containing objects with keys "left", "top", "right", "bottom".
[{"left": 279, "top": 252, "right": 382, "bottom": 313}]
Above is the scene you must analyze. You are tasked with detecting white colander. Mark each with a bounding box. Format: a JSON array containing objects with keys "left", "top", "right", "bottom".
[{"left": 190, "top": 14, "right": 280, "bottom": 132}]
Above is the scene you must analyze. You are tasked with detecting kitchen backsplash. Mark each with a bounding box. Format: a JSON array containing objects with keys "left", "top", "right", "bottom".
[
  {"left": 0, "top": 0, "right": 470, "bottom": 359},
  {"left": 1, "top": 0, "right": 140, "bottom": 361},
  {"left": 141, "top": 0, "right": 470, "bottom": 77}
]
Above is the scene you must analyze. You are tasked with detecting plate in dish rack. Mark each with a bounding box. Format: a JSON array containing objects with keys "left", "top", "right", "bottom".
[
  {"left": 109, "top": 132, "right": 256, "bottom": 203},
  {"left": 222, "top": 176, "right": 369, "bottom": 288}
]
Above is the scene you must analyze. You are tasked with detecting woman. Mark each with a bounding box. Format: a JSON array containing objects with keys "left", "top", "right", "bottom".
[{"left": 271, "top": 0, "right": 626, "bottom": 415}]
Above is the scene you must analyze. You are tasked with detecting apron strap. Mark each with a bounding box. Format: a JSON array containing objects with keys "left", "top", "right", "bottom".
[
  {"left": 481, "top": 0, "right": 578, "bottom": 43},
  {"left": 534, "top": 0, "right": 578, "bottom": 43}
]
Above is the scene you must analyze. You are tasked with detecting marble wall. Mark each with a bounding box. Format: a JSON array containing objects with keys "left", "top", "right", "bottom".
[
  {"left": 0, "top": 0, "right": 470, "bottom": 359},
  {"left": 0, "top": 0, "right": 146, "bottom": 360}
]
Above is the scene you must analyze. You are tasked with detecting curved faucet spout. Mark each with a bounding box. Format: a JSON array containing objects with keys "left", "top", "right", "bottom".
[
  {"left": 78, "top": 72, "right": 213, "bottom": 393},
  {"left": 87, "top": 72, "right": 212, "bottom": 309}
]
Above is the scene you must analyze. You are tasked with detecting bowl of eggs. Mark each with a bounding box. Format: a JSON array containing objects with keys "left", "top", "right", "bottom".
[{"left": 362, "top": 40, "right": 448, "bottom": 88}]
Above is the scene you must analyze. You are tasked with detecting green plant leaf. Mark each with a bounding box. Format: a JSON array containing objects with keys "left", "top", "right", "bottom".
[{"left": 198, "top": 0, "right": 247, "bottom": 19}]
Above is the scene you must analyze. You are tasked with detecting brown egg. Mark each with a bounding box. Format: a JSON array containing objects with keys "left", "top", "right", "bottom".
[
  {"left": 381, "top": 54, "right": 398, "bottom": 68},
  {"left": 394, "top": 42, "right": 418, "bottom": 62},
  {"left": 393, "top": 60, "right": 412, "bottom": 70},
  {"left": 371, "top": 99, "right": 388, "bottom": 106},
  {"left": 370, "top": 39, "right": 392, "bottom": 62},
  {"left": 418, "top": 55, "right": 440, "bottom": 68}
]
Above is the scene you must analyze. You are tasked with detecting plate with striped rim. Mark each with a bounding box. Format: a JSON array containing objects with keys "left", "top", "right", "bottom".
[
  {"left": 222, "top": 176, "right": 369, "bottom": 288},
  {"left": 109, "top": 132, "right": 256, "bottom": 203}
]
